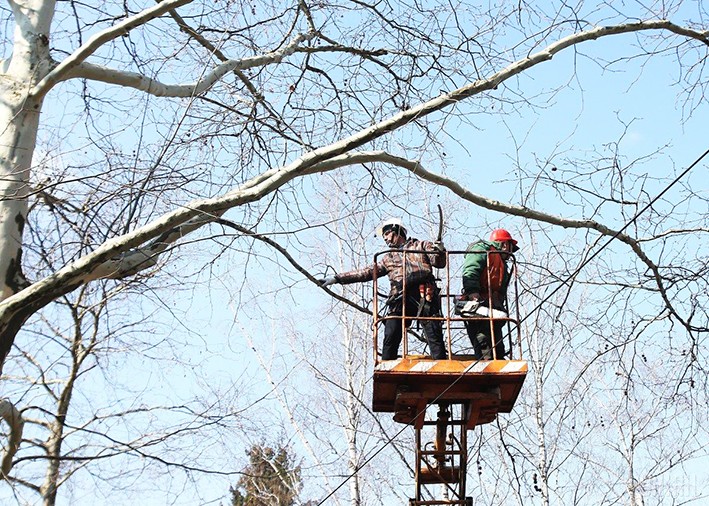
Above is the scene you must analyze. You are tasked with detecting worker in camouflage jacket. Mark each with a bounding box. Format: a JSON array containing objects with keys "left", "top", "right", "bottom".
[
  {"left": 319, "top": 218, "right": 447, "bottom": 360},
  {"left": 461, "top": 229, "right": 519, "bottom": 360}
]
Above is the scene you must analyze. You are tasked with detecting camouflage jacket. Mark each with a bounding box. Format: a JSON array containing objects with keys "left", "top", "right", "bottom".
[{"left": 336, "top": 238, "right": 446, "bottom": 299}]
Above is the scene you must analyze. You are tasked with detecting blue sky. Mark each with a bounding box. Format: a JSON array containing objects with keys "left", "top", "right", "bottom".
[{"left": 4, "top": 1, "right": 709, "bottom": 504}]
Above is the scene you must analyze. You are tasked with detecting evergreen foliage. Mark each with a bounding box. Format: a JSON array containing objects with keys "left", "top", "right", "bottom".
[{"left": 230, "top": 444, "right": 307, "bottom": 506}]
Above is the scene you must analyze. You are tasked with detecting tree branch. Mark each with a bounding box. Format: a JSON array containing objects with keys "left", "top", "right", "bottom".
[
  {"left": 164, "top": 7, "right": 263, "bottom": 102},
  {"left": 214, "top": 219, "right": 372, "bottom": 315},
  {"left": 3, "top": 20, "right": 708, "bottom": 366},
  {"left": 30, "top": 0, "right": 194, "bottom": 99},
  {"left": 0, "top": 399, "right": 24, "bottom": 477},
  {"left": 60, "top": 30, "right": 317, "bottom": 98}
]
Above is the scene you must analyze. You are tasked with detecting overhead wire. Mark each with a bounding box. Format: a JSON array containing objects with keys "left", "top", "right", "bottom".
[{"left": 315, "top": 146, "right": 709, "bottom": 504}]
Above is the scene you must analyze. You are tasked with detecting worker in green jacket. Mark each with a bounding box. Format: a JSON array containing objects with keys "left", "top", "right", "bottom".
[{"left": 460, "top": 229, "right": 519, "bottom": 359}]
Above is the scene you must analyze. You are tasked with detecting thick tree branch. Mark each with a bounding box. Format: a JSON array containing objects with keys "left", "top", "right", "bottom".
[
  {"left": 60, "top": 30, "right": 317, "bottom": 98},
  {"left": 29, "top": 0, "right": 194, "bottom": 99},
  {"left": 367, "top": 152, "right": 705, "bottom": 334},
  {"left": 0, "top": 399, "right": 24, "bottom": 477}
]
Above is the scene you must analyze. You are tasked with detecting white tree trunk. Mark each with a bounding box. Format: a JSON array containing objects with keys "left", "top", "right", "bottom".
[
  {"left": 344, "top": 320, "right": 363, "bottom": 506},
  {"left": 0, "top": 0, "right": 55, "bottom": 300},
  {"left": 0, "top": 0, "right": 203, "bottom": 369}
]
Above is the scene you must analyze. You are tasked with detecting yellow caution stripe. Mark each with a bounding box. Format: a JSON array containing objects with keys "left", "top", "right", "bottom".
[{"left": 374, "top": 358, "right": 527, "bottom": 375}]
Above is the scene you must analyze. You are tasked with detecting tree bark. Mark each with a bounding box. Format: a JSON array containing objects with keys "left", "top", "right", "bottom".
[
  {"left": 0, "top": 0, "right": 55, "bottom": 300},
  {"left": 0, "top": 399, "right": 24, "bottom": 477}
]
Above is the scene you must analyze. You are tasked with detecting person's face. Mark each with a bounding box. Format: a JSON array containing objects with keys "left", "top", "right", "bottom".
[
  {"left": 383, "top": 228, "right": 404, "bottom": 247},
  {"left": 500, "top": 240, "right": 516, "bottom": 259}
]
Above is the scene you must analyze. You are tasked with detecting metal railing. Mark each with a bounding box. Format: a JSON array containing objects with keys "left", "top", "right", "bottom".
[{"left": 372, "top": 248, "right": 522, "bottom": 363}]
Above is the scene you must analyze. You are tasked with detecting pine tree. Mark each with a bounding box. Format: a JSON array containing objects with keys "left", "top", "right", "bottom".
[{"left": 231, "top": 445, "right": 304, "bottom": 506}]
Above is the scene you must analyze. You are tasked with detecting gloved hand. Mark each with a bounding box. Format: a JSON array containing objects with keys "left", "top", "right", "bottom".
[
  {"left": 432, "top": 240, "right": 445, "bottom": 252},
  {"left": 319, "top": 276, "right": 338, "bottom": 287},
  {"left": 463, "top": 291, "right": 480, "bottom": 301}
]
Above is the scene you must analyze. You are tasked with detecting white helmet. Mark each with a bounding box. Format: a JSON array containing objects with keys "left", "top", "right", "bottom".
[{"left": 375, "top": 218, "right": 407, "bottom": 238}]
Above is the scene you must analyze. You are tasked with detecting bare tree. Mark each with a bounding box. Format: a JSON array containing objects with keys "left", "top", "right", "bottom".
[
  {"left": 2, "top": 1, "right": 708, "bottom": 362},
  {"left": 1, "top": 0, "right": 709, "bottom": 503},
  {"left": 0, "top": 277, "right": 259, "bottom": 505}
]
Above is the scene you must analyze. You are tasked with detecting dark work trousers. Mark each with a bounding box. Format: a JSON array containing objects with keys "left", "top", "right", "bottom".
[
  {"left": 382, "top": 293, "right": 447, "bottom": 360},
  {"left": 465, "top": 315, "right": 505, "bottom": 360}
]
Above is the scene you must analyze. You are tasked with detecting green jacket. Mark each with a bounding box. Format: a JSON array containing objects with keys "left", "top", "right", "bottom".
[{"left": 462, "top": 239, "right": 511, "bottom": 307}]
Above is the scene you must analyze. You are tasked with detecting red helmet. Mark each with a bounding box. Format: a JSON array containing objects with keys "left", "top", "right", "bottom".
[{"left": 490, "top": 229, "right": 519, "bottom": 250}]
